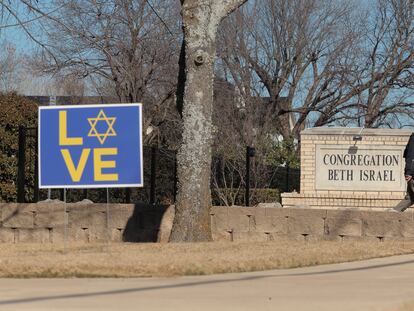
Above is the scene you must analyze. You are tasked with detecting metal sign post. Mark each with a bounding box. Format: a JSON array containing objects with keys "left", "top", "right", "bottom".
[
  {"left": 64, "top": 188, "right": 67, "bottom": 253},
  {"left": 48, "top": 96, "right": 56, "bottom": 200},
  {"left": 106, "top": 188, "right": 110, "bottom": 242}
]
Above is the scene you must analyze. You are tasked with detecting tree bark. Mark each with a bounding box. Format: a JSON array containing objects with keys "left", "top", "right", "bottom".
[{"left": 170, "top": 0, "right": 247, "bottom": 242}]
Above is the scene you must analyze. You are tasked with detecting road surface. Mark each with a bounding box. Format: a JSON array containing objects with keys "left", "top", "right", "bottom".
[{"left": 1, "top": 254, "right": 414, "bottom": 311}]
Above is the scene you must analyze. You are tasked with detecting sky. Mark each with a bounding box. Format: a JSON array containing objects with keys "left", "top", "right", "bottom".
[
  {"left": 1, "top": 0, "right": 377, "bottom": 54},
  {"left": 1, "top": 23, "right": 34, "bottom": 52},
  {"left": 0, "top": 1, "right": 54, "bottom": 53},
  {"left": 2, "top": 0, "right": 412, "bottom": 128}
]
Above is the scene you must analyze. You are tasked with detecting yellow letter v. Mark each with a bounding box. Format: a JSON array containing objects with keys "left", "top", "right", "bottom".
[{"left": 61, "top": 149, "right": 91, "bottom": 182}]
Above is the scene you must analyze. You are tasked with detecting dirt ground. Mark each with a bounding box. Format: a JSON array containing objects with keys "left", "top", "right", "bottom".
[{"left": 1, "top": 239, "right": 414, "bottom": 278}]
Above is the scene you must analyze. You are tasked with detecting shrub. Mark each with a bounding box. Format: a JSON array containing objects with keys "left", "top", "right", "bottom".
[
  {"left": 212, "top": 188, "right": 280, "bottom": 206},
  {"left": 0, "top": 93, "right": 37, "bottom": 202}
]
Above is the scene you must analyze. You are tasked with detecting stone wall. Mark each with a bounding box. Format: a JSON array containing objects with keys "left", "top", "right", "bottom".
[
  {"left": 211, "top": 206, "right": 414, "bottom": 241},
  {"left": 282, "top": 128, "right": 412, "bottom": 209},
  {"left": 0, "top": 203, "right": 166, "bottom": 243},
  {"left": 1, "top": 203, "right": 414, "bottom": 243}
]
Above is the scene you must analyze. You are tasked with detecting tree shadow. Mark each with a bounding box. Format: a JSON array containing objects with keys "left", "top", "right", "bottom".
[{"left": 122, "top": 202, "right": 170, "bottom": 242}]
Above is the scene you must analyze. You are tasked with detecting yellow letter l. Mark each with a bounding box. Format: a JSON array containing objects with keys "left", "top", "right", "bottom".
[{"left": 59, "top": 111, "right": 83, "bottom": 146}]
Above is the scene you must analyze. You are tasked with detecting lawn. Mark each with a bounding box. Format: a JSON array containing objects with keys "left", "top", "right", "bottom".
[{"left": 2, "top": 239, "right": 414, "bottom": 278}]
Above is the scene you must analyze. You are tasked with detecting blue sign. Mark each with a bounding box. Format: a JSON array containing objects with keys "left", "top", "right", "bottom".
[{"left": 39, "top": 104, "right": 143, "bottom": 188}]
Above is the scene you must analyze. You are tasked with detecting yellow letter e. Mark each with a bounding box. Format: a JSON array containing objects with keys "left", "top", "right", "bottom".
[{"left": 94, "top": 148, "right": 119, "bottom": 181}]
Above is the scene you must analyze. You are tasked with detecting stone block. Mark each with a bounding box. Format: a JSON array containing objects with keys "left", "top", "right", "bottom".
[
  {"left": 90, "top": 212, "right": 107, "bottom": 228},
  {"left": 303, "top": 234, "right": 323, "bottom": 242},
  {"left": 108, "top": 210, "right": 132, "bottom": 229},
  {"left": 343, "top": 235, "right": 386, "bottom": 242},
  {"left": 72, "top": 227, "right": 91, "bottom": 242},
  {"left": 111, "top": 228, "right": 124, "bottom": 242},
  {"left": 362, "top": 218, "right": 401, "bottom": 238},
  {"left": 400, "top": 220, "right": 414, "bottom": 238},
  {"left": 232, "top": 231, "right": 268, "bottom": 242},
  {"left": 121, "top": 204, "right": 136, "bottom": 213},
  {"left": 68, "top": 210, "right": 91, "bottom": 228},
  {"left": 0, "top": 228, "right": 15, "bottom": 242},
  {"left": 227, "top": 215, "right": 250, "bottom": 231},
  {"left": 67, "top": 204, "right": 106, "bottom": 225},
  {"left": 326, "top": 209, "right": 363, "bottom": 219},
  {"left": 287, "top": 208, "right": 327, "bottom": 219},
  {"left": 35, "top": 206, "right": 65, "bottom": 228},
  {"left": 18, "top": 228, "right": 50, "bottom": 243},
  {"left": 68, "top": 209, "right": 106, "bottom": 230},
  {"left": 251, "top": 215, "right": 287, "bottom": 234},
  {"left": 1, "top": 203, "right": 36, "bottom": 213},
  {"left": 285, "top": 233, "right": 321, "bottom": 242},
  {"left": 212, "top": 230, "right": 232, "bottom": 241},
  {"left": 287, "top": 215, "right": 325, "bottom": 235},
  {"left": 89, "top": 227, "right": 108, "bottom": 242},
  {"left": 211, "top": 211, "right": 228, "bottom": 231},
  {"left": 67, "top": 203, "right": 107, "bottom": 213},
  {"left": 323, "top": 234, "right": 342, "bottom": 241},
  {"left": 1, "top": 204, "right": 34, "bottom": 228},
  {"left": 264, "top": 233, "right": 288, "bottom": 241},
  {"left": 256, "top": 203, "right": 282, "bottom": 209},
  {"left": 156, "top": 205, "right": 175, "bottom": 243},
  {"left": 49, "top": 227, "right": 78, "bottom": 243},
  {"left": 227, "top": 206, "right": 264, "bottom": 217},
  {"left": 211, "top": 206, "right": 228, "bottom": 215},
  {"left": 265, "top": 208, "right": 288, "bottom": 217},
  {"left": 138, "top": 211, "right": 163, "bottom": 230},
  {"left": 106, "top": 204, "right": 134, "bottom": 215},
  {"left": 325, "top": 218, "right": 362, "bottom": 237}
]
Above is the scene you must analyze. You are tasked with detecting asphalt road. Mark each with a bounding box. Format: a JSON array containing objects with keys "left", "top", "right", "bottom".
[{"left": 1, "top": 254, "right": 414, "bottom": 311}]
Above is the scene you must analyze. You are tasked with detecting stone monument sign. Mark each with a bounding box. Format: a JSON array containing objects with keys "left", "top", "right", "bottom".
[
  {"left": 315, "top": 144, "right": 404, "bottom": 191},
  {"left": 282, "top": 127, "right": 411, "bottom": 210}
]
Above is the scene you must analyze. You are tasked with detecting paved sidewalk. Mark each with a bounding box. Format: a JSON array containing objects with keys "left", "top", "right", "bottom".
[{"left": 1, "top": 254, "right": 414, "bottom": 311}]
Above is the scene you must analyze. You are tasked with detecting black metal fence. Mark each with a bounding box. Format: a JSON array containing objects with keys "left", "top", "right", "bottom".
[
  {"left": 16, "top": 126, "right": 39, "bottom": 203},
  {"left": 11, "top": 126, "right": 300, "bottom": 206},
  {"left": 211, "top": 146, "right": 300, "bottom": 206}
]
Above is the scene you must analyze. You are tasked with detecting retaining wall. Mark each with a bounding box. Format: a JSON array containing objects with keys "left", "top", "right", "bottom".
[
  {"left": 211, "top": 206, "right": 414, "bottom": 242},
  {"left": 0, "top": 203, "right": 163, "bottom": 243},
  {"left": 1, "top": 203, "right": 413, "bottom": 243}
]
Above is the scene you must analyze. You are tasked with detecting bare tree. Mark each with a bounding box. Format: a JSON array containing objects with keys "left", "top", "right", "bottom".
[
  {"left": 218, "top": 0, "right": 414, "bottom": 140},
  {"left": 34, "top": 0, "right": 181, "bottom": 145},
  {"left": 0, "top": 2, "right": 61, "bottom": 55},
  {"left": 211, "top": 78, "right": 288, "bottom": 206},
  {"left": 218, "top": 0, "right": 362, "bottom": 141},
  {"left": 169, "top": 0, "right": 247, "bottom": 242},
  {"left": 335, "top": 0, "right": 414, "bottom": 128},
  {"left": 0, "top": 42, "right": 22, "bottom": 92}
]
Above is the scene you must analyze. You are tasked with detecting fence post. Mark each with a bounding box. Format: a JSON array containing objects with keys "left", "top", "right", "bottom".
[
  {"left": 245, "top": 146, "right": 255, "bottom": 207},
  {"left": 286, "top": 165, "right": 290, "bottom": 192},
  {"left": 34, "top": 128, "right": 39, "bottom": 202},
  {"left": 17, "top": 126, "right": 26, "bottom": 203},
  {"left": 150, "top": 146, "right": 157, "bottom": 205},
  {"left": 125, "top": 188, "right": 131, "bottom": 203}
]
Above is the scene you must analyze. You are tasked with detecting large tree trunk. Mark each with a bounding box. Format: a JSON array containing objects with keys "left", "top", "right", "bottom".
[{"left": 170, "top": 0, "right": 247, "bottom": 242}]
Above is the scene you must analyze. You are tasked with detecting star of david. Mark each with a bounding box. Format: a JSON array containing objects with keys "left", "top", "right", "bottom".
[{"left": 87, "top": 109, "right": 116, "bottom": 144}]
